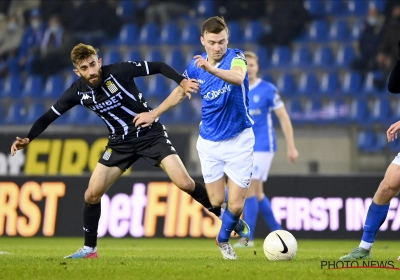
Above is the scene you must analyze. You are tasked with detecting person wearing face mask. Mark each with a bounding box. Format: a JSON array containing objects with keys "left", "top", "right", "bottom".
[
  {"left": 17, "top": 8, "right": 46, "bottom": 74},
  {"left": 30, "top": 14, "right": 74, "bottom": 78},
  {"left": 0, "top": 14, "right": 23, "bottom": 76},
  {"left": 350, "top": 6, "right": 385, "bottom": 76}
]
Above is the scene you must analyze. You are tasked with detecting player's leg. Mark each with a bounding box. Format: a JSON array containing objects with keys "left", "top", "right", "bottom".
[
  {"left": 340, "top": 162, "right": 400, "bottom": 260},
  {"left": 64, "top": 163, "right": 123, "bottom": 259},
  {"left": 159, "top": 154, "right": 222, "bottom": 217}
]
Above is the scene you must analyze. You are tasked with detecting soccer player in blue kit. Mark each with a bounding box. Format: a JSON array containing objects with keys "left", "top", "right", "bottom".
[
  {"left": 234, "top": 51, "right": 299, "bottom": 248},
  {"left": 133, "top": 16, "right": 253, "bottom": 259}
]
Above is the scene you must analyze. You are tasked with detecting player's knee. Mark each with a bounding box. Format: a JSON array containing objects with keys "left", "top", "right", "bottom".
[
  {"left": 84, "top": 189, "right": 102, "bottom": 204},
  {"left": 378, "top": 178, "right": 400, "bottom": 197},
  {"left": 176, "top": 178, "right": 195, "bottom": 193},
  {"left": 227, "top": 201, "right": 244, "bottom": 216}
]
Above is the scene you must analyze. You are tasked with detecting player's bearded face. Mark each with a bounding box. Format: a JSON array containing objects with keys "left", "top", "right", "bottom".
[
  {"left": 201, "top": 30, "right": 228, "bottom": 61},
  {"left": 74, "top": 55, "right": 103, "bottom": 88}
]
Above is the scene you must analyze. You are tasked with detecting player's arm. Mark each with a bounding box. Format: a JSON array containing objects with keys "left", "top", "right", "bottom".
[
  {"left": 193, "top": 56, "right": 247, "bottom": 85},
  {"left": 133, "top": 86, "right": 187, "bottom": 127},
  {"left": 11, "top": 89, "right": 78, "bottom": 155},
  {"left": 274, "top": 106, "right": 299, "bottom": 163}
]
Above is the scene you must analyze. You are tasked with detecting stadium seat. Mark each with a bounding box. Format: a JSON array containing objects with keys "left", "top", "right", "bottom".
[
  {"left": 312, "top": 46, "right": 333, "bottom": 68},
  {"left": 135, "top": 77, "right": 147, "bottom": 94},
  {"left": 185, "top": 48, "right": 204, "bottom": 65},
  {"left": 227, "top": 21, "right": 242, "bottom": 45},
  {"left": 102, "top": 50, "right": 121, "bottom": 65},
  {"left": 262, "top": 74, "right": 273, "bottom": 83},
  {"left": 43, "top": 74, "right": 64, "bottom": 99},
  {"left": 319, "top": 72, "right": 339, "bottom": 96},
  {"left": 297, "top": 73, "right": 318, "bottom": 96},
  {"left": 389, "top": 134, "right": 400, "bottom": 152},
  {"left": 21, "top": 75, "right": 44, "bottom": 98},
  {"left": 118, "top": 23, "right": 139, "bottom": 45},
  {"left": 307, "top": 19, "right": 329, "bottom": 42},
  {"left": 67, "top": 105, "right": 89, "bottom": 125},
  {"left": 63, "top": 73, "right": 77, "bottom": 91},
  {"left": 139, "top": 23, "right": 159, "bottom": 45},
  {"left": 304, "top": 98, "right": 322, "bottom": 123},
  {"left": 286, "top": 99, "right": 303, "bottom": 125},
  {"left": 291, "top": 46, "right": 312, "bottom": 67},
  {"left": 391, "top": 99, "right": 400, "bottom": 123},
  {"left": 324, "top": 0, "right": 344, "bottom": 15},
  {"left": 147, "top": 75, "right": 168, "bottom": 98},
  {"left": 357, "top": 131, "right": 376, "bottom": 152},
  {"left": 145, "top": 49, "right": 163, "bottom": 62},
  {"left": 276, "top": 73, "right": 296, "bottom": 96},
  {"left": 350, "top": 99, "right": 369, "bottom": 125},
  {"left": 25, "top": 102, "right": 46, "bottom": 124},
  {"left": 329, "top": 20, "right": 349, "bottom": 42},
  {"left": 351, "top": 19, "right": 365, "bottom": 41},
  {"left": 304, "top": 0, "right": 325, "bottom": 17},
  {"left": 254, "top": 47, "right": 269, "bottom": 68},
  {"left": 329, "top": 99, "right": 350, "bottom": 125},
  {"left": 196, "top": 0, "right": 215, "bottom": 17},
  {"left": 116, "top": 0, "right": 135, "bottom": 22},
  {"left": 1, "top": 74, "right": 22, "bottom": 98},
  {"left": 124, "top": 50, "right": 141, "bottom": 62},
  {"left": 341, "top": 71, "right": 362, "bottom": 96},
  {"left": 4, "top": 102, "right": 30, "bottom": 124},
  {"left": 346, "top": 0, "right": 369, "bottom": 16},
  {"left": 369, "top": 0, "right": 386, "bottom": 13},
  {"left": 335, "top": 45, "right": 355, "bottom": 67},
  {"left": 181, "top": 23, "right": 200, "bottom": 45},
  {"left": 369, "top": 98, "right": 391, "bottom": 125},
  {"left": 362, "top": 71, "right": 384, "bottom": 96},
  {"left": 160, "top": 22, "right": 180, "bottom": 45},
  {"left": 271, "top": 46, "right": 291, "bottom": 67},
  {"left": 244, "top": 20, "right": 263, "bottom": 43},
  {"left": 165, "top": 49, "right": 185, "bottom": 74}
]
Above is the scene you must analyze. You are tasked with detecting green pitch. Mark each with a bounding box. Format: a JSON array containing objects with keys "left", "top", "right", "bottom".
[{"left": 1, "top": 238, "right": 400, "bottom": 280}]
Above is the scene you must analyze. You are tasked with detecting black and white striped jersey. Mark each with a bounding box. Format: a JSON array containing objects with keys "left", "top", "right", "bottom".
[{"left": 52, "top": 61, "right": 168, "bottom": 138}]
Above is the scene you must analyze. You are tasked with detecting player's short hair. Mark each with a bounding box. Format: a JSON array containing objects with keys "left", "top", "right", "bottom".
[
  {"left": 201, "top": 16, "right": 229, "bottom": 35},
  {"left": 71, "top": 43, "right": 98, "bottom": 67},
  {"left": 244, "top": 51, "right": 258, "bottom": 61}
]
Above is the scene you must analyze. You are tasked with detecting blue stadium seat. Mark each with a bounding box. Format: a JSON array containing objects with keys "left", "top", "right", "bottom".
[
  {"left": 3, "top": 101, "right": 44, "bottom": 124},
  {"left": 43, "top": 74, "right": 64, "bottom": 99},
  {"left": 304, "top": 0, "right": 325, "bottom": 17},
  {"left": 389, "top": 134, "right": 400, "bottom": 152},
  {"left": 63, "top": 73, "right": 77, "bottom": 91},
  {"left": 351, "top": 19, "right": 365, "bottom": 41},
  {"left": 262, "top": 74, "right": 273, "bottom": 83},
  {"left": 21, "top": 75, "right": 44, "bottom": 98},
  {"left": 254, "top": 47, "right": 269, "bottom": 67},
  {"left": 66, "top": 105, "right": 89, "bottom": 125},
  {"left": 335, "top": 45, "right": 355, "bottom": 67},
  {"left": 135, "top": 77, "right": 147, "bottom": 93},
  {"left": 325, "top": 0, "right": 344, "bottom": 15},
  {"left": 139, "top": 23, "right": 159, "bottom": 45},
  {"left": 227, "top": 21, "right": 242, "bottom": 45},
  {"left": 307, "top": 19, "right": 329, "bottom": 42},
  {"left": 0, "top": 103, "right": 4, "bottom": 124},
  {"left": 341, "top": 71, "right": 362, "bottom": 96},
  {"left": 329, "top": 20, "right": 349, "bottom": 42},
  {"left": 362, "top": 71, "right": 384, "bottom": 96},
  {"left": 357, "top": 131, "right": 376, "bottom": 152},
  {"left": 147, "top": 75, "right": 168, "bottom": 98},
  {"left": 304, "top": 98, "right": 322, "bottom": 124},
  {"left": 185, "top": 48, "right": 205, "bottom": 65},
  {"left": 330, "top": 99, "right": 350, "bottom": 125},
  {"left": 276, "top": 73, "right": 296, "bottom": 96},
  {"left": 286, "top": 99, "right": 303, "bottom": 125},
  {"left": 118, "top": 23, "right": 139, "bottom": 45},
  {"left": 196, "top": 0, "right": 215, "bottom": 17},
  {"left": 1, "top": 74, "right": 22, "bottom": 98},
  {"left": 102, "top": 50, "right": 121, "bottom": 65},
  {"left": 297, "top": 73, "right": 318, "bottom": 96},
  {"left": 145, "top": 49, "right": 163, "bottom": 62},
  {"left": 346, "top": 0, "right": 369, "bottom": 16},
  {"left": 370, "top": 98, "right": 391, "bottom": 125},
  {"left": 244, "top": 20, "right": 263, "bottom": 43},
  {"left": 165, "top": 49, "right": 185, "bottom": 74},
  {"left": 319, "top": 72, "right": 339, "bottom": 96},
  {"left": 350, "top": 99, "right": 369, "bottom": 125},
  {"left": 369, "top": 0, "right": 386, "bottom": 13},
  {"left": 291, "top": 46, "right": 311, "bottom": 67},
  {"left": 25, "top": 102, "right": 46, "bottom": 124},
  {"left": 271, "top": 46, "right": 291, "bottom": 67},
  {"left": 181, "top": 23, "right": 200, "bottom": 45},
  {"left": 116, "top": 0, "right": 135, "bottom": 22},
  {"left": 391, "top": 99, "right": 400, "bottom": 123},
  {"left": 312, "top": 46, "right": 333, "bottom": 68},
  {"left": 124, "top": 50, "right": 141, "bottom": 62},
  {"left": 160, "top": 22, "right": 180, "bottom": 45}
]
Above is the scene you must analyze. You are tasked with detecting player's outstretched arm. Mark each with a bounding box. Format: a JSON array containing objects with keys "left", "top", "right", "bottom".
[
  {"left": 133, "top": 86, "right": 187, "bottom": 128},
  {"left": 193, "top": 55, "right": 246, "bottom": 85},
  {"left": 274, "top": 106, "right": 299, "bottom": 163}
]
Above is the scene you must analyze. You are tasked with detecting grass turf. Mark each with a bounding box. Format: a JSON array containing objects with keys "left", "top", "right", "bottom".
[{"left": 0, "top": 238, "right": 400, "bottom": 280}]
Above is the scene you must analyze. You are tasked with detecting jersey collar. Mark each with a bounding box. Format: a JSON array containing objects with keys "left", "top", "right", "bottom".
[{"left": 249, "top": 78, "right": 262, "bottom": 91}]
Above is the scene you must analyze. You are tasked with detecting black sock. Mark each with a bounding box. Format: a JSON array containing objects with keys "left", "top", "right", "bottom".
[
  {"left": 189, "top": 181, "right": 221, "bottom": 217},
  {"left": 83, "top": 201, "right": 101, "bottom": 248}
]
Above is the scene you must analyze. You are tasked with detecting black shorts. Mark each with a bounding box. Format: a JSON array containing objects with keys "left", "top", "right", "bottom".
[{"left": 98, "top": 122, "right": 177, "bottom": 171}]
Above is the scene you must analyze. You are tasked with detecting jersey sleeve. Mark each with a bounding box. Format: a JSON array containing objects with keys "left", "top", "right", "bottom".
[
  {"left": 271, "top": 90, "right": 284, "bottom": 110},
  {"left": 52, "top": 86, "right": 80, "bottom": 116},
  {"left": 230, "top": 50, "right": 247, "bottom": 70},
  {"left": 116, "top": 61, "right": 152, "bottom": 79},
  {"left": 183, "top": 60, "right": 196, "bottom": 79}
]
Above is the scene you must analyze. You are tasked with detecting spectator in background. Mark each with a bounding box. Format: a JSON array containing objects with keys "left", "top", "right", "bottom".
[
  {"left": 38, "top": 1, "right": 74, "bottom": 29},
  {"left": 6, "top": 0, "right": 39, "bottom": 25},
  {"left": 351, "top": 6, "right": 385, "bottom": 76},
  {"left": 145, "top": 0, "right": 195, "bottom": 25},
  {"left": 0, "top": 14, "right": 24, "bottom": 76},
  {"left": 17, "top": 8, "right": 46, "bottom": 74},
  {"left": 71, "top": 0, "right": 122, "bottom": 46},
  {"left": 214, "top": 0, "right": 265, "bottom": 21},
  {"left": 258, "top": 0, "right": 310, "bottom": 50},
  {"left": 31, "top": 15, "right": 74, "bottom": 78},
  {"left": 375, "top": 4, "right": 400, "bottom": 88}
]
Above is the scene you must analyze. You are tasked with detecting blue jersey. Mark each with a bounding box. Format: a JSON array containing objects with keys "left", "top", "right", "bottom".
[
  {"left": 249, "top": 79, "right": 284, "bottom": 152},
  {"left": 183, "top": 48, "right": 253, "bottom": 141}
]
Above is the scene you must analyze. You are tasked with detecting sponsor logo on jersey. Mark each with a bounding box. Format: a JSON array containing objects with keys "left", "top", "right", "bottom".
[
  {"left": 105, "top": 80, "right": 118, "bottom": 94},
  {"left": 204, "top": 84, "right": 231, "bottom": 101},
  {"left": 197, "top": 79, "right": 205, "bottom": 84},
  {"left": 88, "top": 92, "right": 123, "bottom": 113},
  {"left": 102, "top": 148, "right": 112, "bottom": 161},
  {"left": 249, "top": 109, "right": 262, "bottom": 115},
  {"left": 129, "top": 61, "right": 142, "bottom": 66}
]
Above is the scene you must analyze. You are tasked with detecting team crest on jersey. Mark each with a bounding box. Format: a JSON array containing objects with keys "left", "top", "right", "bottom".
[
  {"left": 102, "top": 148, "right": 112, "bottom": 160},
  {"left": 105, "top": 80, "right": 118, "bottom": 94},
  {"left": 253, "top": 95, "right": 260, "bottom": 103}
]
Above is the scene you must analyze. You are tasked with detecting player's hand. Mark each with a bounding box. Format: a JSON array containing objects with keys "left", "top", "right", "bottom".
[
  {"left": 287, "top": 147, "right": 299, "bottom": 163},
  {"left": 387, "top": 121, "right": 400, "bottom": 142},
  {"left": 11, "top": 137, "right": 30, "bottom": 156},
  {"left": 193, "top": 55, "right": 213, "bottom": 73},
  {"left": 180, "top": 79, "right": 199, "bottom": 99},
  {"left": 133, "top": 112, "right": 156, "bottom": 128}
]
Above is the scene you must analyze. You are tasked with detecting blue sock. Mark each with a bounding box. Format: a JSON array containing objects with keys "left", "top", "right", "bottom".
[
  {"left": 243, "top": 196, "right": 258, "bottom": 241},
  {"left": 218, "top": 208, "right": 240, "bottom": 243},
  {"left": 361, "top": 202, "right": 390, "bottom": 243},
  {"left": 259, "top": 196, "right": 282, "bottom": 231}
]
